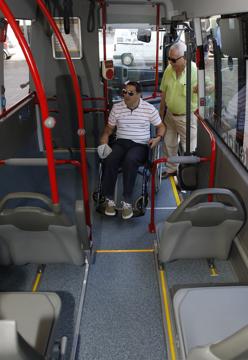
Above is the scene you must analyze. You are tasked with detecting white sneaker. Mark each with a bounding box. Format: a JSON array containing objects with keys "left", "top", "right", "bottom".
[
  {"left": 121, "top": 201, "right": 133, "bottom": 220},
  {"left": 105, "top": 199, "right": 116, "bottom": 216}
]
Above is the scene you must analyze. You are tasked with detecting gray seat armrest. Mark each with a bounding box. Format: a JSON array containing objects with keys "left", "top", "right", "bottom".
[
  {"left": 0, "top": 292, "right": 61, "bottom": 356},
  {"left": 0, "top": 320, "right": 44, "bottom": 359},
  {"left": 75, "top": 200, "right": 90, "bottom": 250},
  {"left": 187, "top": 325, "right": 248, "bottom": 360}
]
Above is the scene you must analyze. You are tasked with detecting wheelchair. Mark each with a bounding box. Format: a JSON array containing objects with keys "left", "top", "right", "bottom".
[{"left": 93, "top": 137, "right": 163, "bottom": 217}]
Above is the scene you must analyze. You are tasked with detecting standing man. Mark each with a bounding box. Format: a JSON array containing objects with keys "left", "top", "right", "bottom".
[
  {"left": 159, "top": 41, "right": 198, "bottom": 178},
  {"left": 100, "top": 81, "right": 165, "bottom": 219}
]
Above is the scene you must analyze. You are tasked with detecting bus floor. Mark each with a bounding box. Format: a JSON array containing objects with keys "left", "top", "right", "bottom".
[
  {"left": 0, "top": 263, "right": 86, "bottom": 359},
  {"left": 0, "top": 150, "right": 239, "bottom": 360},
  {"left": 76, "top": 152, "right": 238, "bottom": 359}
]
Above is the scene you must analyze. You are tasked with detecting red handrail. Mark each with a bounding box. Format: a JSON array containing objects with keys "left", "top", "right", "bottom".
[
  {"left": 36, "top": 0, "right": 91, "bottom": 229},
  {"left": 152, "top": 4, "right": 160, "bottom": 98},
  {"left": 99, "top": 0, "right": 109, "bottom": 124},
  {"left": 194, "top": 111, "right": 216, "bottom": 189},
  {"left": 0, "top": 0, "right": 59, "bottom": 204},
  {"left": 149, "top": 114, "right": 216, "bottom": 232}
]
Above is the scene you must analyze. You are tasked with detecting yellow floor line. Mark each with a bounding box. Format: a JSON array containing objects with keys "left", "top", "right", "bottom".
[
  {"left": 160, "top": 270, "right": 177, "bottom": 360},
  {"left": 210, "top": 267, "right": 218, "bottom": 276},
  {"left": 169, "top": 176, "right": 181, "bottom": 206},
  {"left": 96, "top": 249, "right": 154, "bottom": 253},
  {"left": 32, "top": 272, "right": 42, "bottom": 292},
  {"left": 162, "top": 177, "right": 179, "bottom": 357}
]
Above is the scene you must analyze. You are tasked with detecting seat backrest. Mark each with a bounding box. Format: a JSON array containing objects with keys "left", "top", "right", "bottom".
[
  {"left": 0, "top": 192, "right": 85, "bottom": 265},
  {"left": 158, "top": 188, "right": 245, "bottom": 262}
]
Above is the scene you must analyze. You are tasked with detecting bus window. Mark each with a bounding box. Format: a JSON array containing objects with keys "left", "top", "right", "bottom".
[
  {"left": 98, "top": 25, "right": 164, "bottom": 101},
  {"left": 4, "top": 20, "right": 31, "bottom": 108},
  {"left": 202, "top": 14, "right": 248, "bottom": 170}
]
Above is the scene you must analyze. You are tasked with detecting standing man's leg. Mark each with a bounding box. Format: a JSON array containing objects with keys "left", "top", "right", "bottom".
[
  {"left": 177, "top": 113, "right": 197, "bottom": 153},
  {"left": 190, "top": 113, "right": 197, "bottom": 151},
  {"left": 121, "top": 143, "right": 148, "bottom": 219},
  {"left": 163, "top": 111, "right": 179, "bottom": 174}
]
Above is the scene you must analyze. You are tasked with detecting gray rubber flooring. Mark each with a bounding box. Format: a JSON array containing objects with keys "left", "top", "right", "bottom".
[
  {"left": 0, "top": 264, "right": 37, "bottom": 291},
  {"left": 39, "top": 264, "right": 86, "bottom": 359},
  {"left": 78, "top": 253, "right": 166, "bottom": 360},
  {"left": 165, "top": 258, "right": 238, "bottom": 291},
  {"left": 74, "top": 154, "right": 174, "bottom": 360}
]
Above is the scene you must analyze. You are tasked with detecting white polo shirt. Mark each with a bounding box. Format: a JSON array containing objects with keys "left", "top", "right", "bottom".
[{"left": 108, "top": 99, "right": 161, "bottom": 144}]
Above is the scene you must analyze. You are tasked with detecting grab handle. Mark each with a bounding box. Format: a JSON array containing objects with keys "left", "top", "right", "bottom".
[
  {"left": 169, "top": 188, "right": 245, "bottom": 221},
  {"left": 0, "top": 192, "right": 61, "bottom": 213}
]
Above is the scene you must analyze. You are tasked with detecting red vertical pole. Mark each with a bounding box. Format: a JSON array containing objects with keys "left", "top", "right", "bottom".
[
  {"left": 149, "top": 162, "right": 157, "bottom": 233},
  {"left": 153, "top": 4, "right": 160, "bottom": 97},
  {"left": 0, "top": 0, "right": 59, "bottom": 204},
  {"left": 101, "top": 0, "right": 109, "bottom": 124},
  {"left": 36, "top": 0, "right": 91, "bottom": 229}
]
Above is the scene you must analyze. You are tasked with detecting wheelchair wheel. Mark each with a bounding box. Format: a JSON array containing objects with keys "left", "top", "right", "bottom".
[
  {"left": 155, "top": 163, "right": 162, "bottom": 193},
  {"left": 134, "top": 194, "right": 149, "bottom": 215},
  {"left": 92, "top": 191, "right": 105, "bottom": 205},
  {"left": 152, "top": 143, "right": 162, "bottom": 193}
]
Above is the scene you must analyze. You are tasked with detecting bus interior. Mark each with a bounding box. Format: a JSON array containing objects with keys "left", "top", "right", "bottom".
[{"left": 1, "top": 0, "right": 248, "bottom": 359}]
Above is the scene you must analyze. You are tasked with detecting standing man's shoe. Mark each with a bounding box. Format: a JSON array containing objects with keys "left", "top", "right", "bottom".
[
  {"left": 161, "top": 171, "right": 177, "bottom": 179},
  {"left": 105, "top": 199, "right": 117, "bottom": 216},
  {"left": 121, "top": 201, "right": 133, "bottom": 220}
]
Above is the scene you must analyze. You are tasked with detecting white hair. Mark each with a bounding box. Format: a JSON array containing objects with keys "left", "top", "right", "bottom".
[{"left": 169, "top": 41, "right": 187, "bottom": 56}]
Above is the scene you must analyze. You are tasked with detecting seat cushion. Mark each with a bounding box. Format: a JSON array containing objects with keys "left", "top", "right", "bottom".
[{"left": 173, "top": 286, "right": 248, "bottom": 358}]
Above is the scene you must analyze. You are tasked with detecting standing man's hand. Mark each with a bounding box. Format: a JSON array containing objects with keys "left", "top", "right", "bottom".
[
  {"left": 149, "top": 122, "right": 165, "bottom": 149},
  {"left": 193, "top": 84, "right": 198, "bottom": 94},
  {"left": 148, "top": 136, "right": 161, "bottom": 149},
  {"left": 159, "top": 92, "right": 167, "bottom": 121}
]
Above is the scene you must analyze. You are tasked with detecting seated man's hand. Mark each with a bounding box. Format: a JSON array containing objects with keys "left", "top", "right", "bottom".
[
  {"left": 97, "top": 144, "right": 112, "bottom": 159},
  {"left": 100, "top": 134, "right": 109, "bottom": 145},
  {"left": 148, "top": 136, "right": 161, "bottom": 149}
]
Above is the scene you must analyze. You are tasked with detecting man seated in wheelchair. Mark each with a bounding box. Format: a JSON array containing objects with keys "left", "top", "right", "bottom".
[{"left": 98, "top": 81, "right": 165, "bottom": 220}]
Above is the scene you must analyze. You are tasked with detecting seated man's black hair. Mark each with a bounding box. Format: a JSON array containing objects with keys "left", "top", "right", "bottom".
[{"left": 124, "top": 81, "right": 142, "bottom": 93}]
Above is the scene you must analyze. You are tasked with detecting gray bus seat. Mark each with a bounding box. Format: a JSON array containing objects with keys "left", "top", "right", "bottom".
[
  {"left": 173, "top": 286, "right": 248, "bottom": 360},
  {"left": 157, "top": 188, "right": 245, "bottom": 263},
  {"left": 0, "top": 192, "right": 86, "bottom": 265},
  {"left": 0, "top": 292, "right": 61, "bottom": 359}
]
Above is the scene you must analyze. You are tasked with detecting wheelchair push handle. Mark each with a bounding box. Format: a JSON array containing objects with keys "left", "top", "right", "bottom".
[{"left": 167, "top": 155, "right": 201, "bottom": 164}]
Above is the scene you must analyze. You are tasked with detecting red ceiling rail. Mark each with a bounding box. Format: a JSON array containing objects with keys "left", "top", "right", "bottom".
[
  {"left": 0, "top": 0, "right": 59, "bottom": 205},
  {"left": 152, "top": 4, "right": 160, "bottom": 98},
  {"left": 99, "top": 0, "right": 109, "bottom": 124},
  {"left": 36, "top": 0, "right": 92, "bottom": 229}
]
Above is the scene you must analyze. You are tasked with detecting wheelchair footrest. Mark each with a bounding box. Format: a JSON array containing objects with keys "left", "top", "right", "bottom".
[{"left": 96, "top": 204, "right": 145, "bottom": 217}]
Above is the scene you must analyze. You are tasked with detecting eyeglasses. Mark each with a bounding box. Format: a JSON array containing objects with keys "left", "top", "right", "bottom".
[
  {"left": 168, "top": 56, "right": 184, "bottom": 63},
  {"left": 122, "top": 89, "right": 136, "bottom": 96}
]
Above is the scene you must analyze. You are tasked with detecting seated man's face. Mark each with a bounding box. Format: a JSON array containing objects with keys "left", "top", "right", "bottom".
[{"left": 122, "top": 85, "right": 140, "bottom": 107}]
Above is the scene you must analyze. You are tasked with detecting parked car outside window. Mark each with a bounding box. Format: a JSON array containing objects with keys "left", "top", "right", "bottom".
[{"left": 3, "top": 37, "right": 15, "bottom": 60}]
